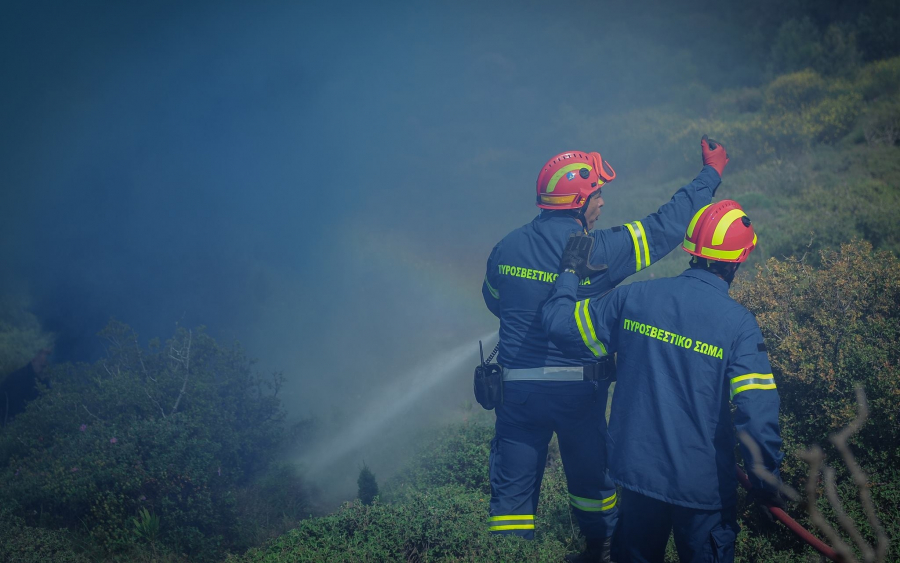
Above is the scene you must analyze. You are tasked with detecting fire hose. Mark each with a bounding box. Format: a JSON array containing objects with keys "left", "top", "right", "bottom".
[{"left": 735, "top": 464, "right": 840, "bottom": 561}]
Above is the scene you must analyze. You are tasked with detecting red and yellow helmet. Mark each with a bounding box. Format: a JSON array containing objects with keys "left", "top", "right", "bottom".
[
  {"left": 536, "top": 151, "right": 616, "bottom": 210},
  {"left": 682, "top": 200, "right": 757, "bottom": 263}
]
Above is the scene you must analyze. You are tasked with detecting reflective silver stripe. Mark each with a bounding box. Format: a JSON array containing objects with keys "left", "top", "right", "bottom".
[
  {"left": 488, "top": 514, "right": 534, "bottom": 531},
  {"left": 569, "top": 492, "right": 617, "bottom": 512},
  {"left": 504, "top": 367, "right": 584, "bottom": 381},
  {"left": 625, "top": 221, "right": 651, "bottom": 272},
  {"left": 730, "top": 373, "right": 776, "bottom": 399}
]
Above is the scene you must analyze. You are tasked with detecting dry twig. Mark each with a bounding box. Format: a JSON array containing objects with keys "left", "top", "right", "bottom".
[{"left": 741, "top": 386, "right": 889, "bottom": 563}]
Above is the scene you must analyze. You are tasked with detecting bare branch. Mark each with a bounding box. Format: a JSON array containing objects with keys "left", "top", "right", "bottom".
[
  {"left": 144, "top": 388, "right": 166, "bottom": 419},
  {"left": 171, "top": 329, "right": 192, "bottom": 415},
  {"left": 742, "top": 386, "right": 889, "bottom": 563},
  {"left": 828, "top": 386, "right": 889, "bottom": 563},
  {"left": 797, "top": 446, "right": 857, "bottom": 563},
  {"left": 82, "top": 404, "right": 103, "bottom": 422},
  {"left": 134, "top": 333, "right": 150, "bottom": 380},
  {"left": 823, "top": 465, "right": 872, "bottom": 562}
]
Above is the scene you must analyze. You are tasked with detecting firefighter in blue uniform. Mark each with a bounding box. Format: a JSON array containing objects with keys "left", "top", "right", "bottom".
[
  {"left": 481, "top": 138, "right": 728, "bottom": 562},
  {"left": 542, "top": 200, "right": 784, "bottom": 563}
]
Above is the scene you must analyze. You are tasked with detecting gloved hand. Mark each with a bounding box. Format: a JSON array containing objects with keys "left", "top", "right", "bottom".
[
  {"left": 701, "top": 134, "right": 729, "bottom": 177},
  {"left": 560, "top": 233, "right": 608, "bottom": 280},
  {"left": 748, "top": 488, "right": 787, "bottom": 525}
]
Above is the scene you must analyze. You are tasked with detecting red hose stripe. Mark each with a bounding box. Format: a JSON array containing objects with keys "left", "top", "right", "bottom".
[{"left": 734, "top": 465, "right": 840, "bottom": 561}]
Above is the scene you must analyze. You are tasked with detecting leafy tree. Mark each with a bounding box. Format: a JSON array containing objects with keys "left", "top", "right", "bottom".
[
  {"left": 0, "top": 320, "right": 289, "bottom": 561},
  {"left": 357, "top": 462, "right": 379, "bottom": 506}
]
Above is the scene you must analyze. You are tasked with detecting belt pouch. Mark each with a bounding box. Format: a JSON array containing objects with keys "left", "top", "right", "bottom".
[{"left": 474, "top": 363, "right": 504, "bottom": 410}]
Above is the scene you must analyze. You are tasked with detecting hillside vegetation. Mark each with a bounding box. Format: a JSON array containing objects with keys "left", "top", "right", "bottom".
[
  {"left": 2, "top": 39, "right": 899, "bottom": 563},
  {"left": 232, "top": 57, "right": 900, "bottom": 561}
]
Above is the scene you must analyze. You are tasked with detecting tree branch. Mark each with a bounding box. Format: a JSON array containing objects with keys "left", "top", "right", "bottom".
[{"left": 171, "top": 329, "right": 191, "bottom": 415}]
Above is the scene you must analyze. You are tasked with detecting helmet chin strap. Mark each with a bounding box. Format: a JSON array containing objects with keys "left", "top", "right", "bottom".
[
  {"left": 577, "top": 212, "right": 589, "bottom": 234},
  {"left": 576, "top": 192, "right": 598, "bottom": 234}
]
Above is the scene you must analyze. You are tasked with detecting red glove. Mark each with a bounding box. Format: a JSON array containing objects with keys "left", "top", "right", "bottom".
[{"left": 701, "top": 135, "right": 729, "bottom": 177}]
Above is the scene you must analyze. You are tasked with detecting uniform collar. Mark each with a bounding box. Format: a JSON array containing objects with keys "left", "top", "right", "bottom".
[
  {"left": 679, "top": 267, "right": 730, "bottom": 294},
  {"left": 535, "top": 210, "right": 582, "bottom": 227}
]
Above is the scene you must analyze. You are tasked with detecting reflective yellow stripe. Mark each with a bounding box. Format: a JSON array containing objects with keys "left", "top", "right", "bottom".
[
  {"left": 700, "top": 247, "right": 744, "bottom": 260},
  {"left": 635, "top": 220, "right": 650, "bottom": 267},
  {"left": 575, "top": 299, "right": 606, "bottom": 357},
  {"left": 712, "top": 209, "right": 747, "bottom": 245},
  {"left": 569, "top": 492, "right": 617, "bottom": 511},
  {"left": 540, "top": 194, "right": 578, "bottom": 205},
  {"left": 488, "top": 514, "right": 535, "bottom": 531},
  {"left": 489, "top": 515, "right": 534, "bottom": 521},
  {"left": 686, "top": 204, "right": 712, "bottom": 238},
  {"left": 581, "top": 299, "right": 607, "bottom": 356},
  {"left": 546, "top": 163, "right": 592, "bottom": 193},
  {"left": 733, "top": 383, "right": 777, "bottom": 397},
  {"left": 730, "top": 373, "right": 776, "bottom": 399},
  {"left": 484, "top": 275, "right": 499, "bottom": 299},
  {"left": 624, "top": 223, "right": 642, "bottom": 272},
  {"left": 683, "top": 238, "right": 696, "bottom": 251}
]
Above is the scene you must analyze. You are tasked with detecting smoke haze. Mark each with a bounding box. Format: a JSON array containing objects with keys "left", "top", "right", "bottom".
[{"left": 0, "top": 0, "right": 793, "bottom": 497}]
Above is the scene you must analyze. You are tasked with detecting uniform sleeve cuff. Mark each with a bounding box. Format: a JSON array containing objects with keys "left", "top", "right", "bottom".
[
  {"left": 557, "top": 271, "right": 580, "bottom": 290},
  {"left": 698, "top": 165, "right": 723, "bottom": 194}
]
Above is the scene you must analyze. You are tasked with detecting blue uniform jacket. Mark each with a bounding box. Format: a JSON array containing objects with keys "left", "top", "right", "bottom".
[
  {"left": 542, "top": 268, "right": 783, "bottom": 509},
  {"left": 481, "top": 166, "right": 721, "bottom": 394}
]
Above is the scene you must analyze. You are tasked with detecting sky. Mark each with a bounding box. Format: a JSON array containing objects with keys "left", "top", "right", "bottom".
[{"left": 0, "top": 0, "right": 775, "bottom": 495}]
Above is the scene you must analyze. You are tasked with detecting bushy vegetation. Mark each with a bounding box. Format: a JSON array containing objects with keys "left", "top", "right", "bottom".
[
  {"left": 580, "top": 54, "right": 900, "bottom": 287},
  {"left": 233, "top": 422, "right": 575, "bottom": 562},
  {"left": 0, "top": 294, "right": 54, "bottom": 378},
  {"left": 0, "top": 321, "right": 310, "bottom": 562},
  {"left": 237, "top": 242, "right": 899, "bottom": 563},
  {"left": 732, "top": 241, "right": 900, "bottom": 558}
]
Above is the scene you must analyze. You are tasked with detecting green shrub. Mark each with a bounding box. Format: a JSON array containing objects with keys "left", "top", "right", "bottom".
[
  {"left": 0, "top": 320, "right": 287, "bottom": 561},
  {"left": 0, "top": 509, "right": 90, "bottom": 563},
  {"left": 770, "top": 18, "right": 824, "bottom": 76},
  {"left": 732, "top": 242, "right": 900, "bottom": 554},
  {"left": 856, "top": 56, "right": 900, "bottom": 101},
  {"left": 232, "top": 486, "right": 569, "bottom": 563},
  {"left": 857, "top": 2, "right": 900, "bottom": 62},
  {"left": 861, "top": 96, "right": 900, "bottom": 146},
  {"left": 386, "top": 421, "right": 494, "bottom": 498},
  {"left": 232, "top": 461, "right": 311, "bottom": 549},
  {"left": 0, "top": 294, "right": 53, "bottom": 378},
  {"left": 771, "top": 19, "right": 860, "bottom": 78},
  {"left": 764, "top": 70, "right": 828, "bottom": 114}
]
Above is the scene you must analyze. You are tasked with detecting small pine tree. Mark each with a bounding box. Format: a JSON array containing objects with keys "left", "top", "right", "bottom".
[{"left": 357, "top": 462, "right": 379, "bottom": 505}]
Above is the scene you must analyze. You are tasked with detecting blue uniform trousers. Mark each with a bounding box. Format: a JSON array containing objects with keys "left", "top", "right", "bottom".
[
  {"left": 615, "top": 489, "right": 739, "bottom": 563},
  {"left": 489, "top": 382, "right": 617, "bottom": 540}
]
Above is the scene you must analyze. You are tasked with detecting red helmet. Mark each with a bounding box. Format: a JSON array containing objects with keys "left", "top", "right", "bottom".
[
  {"left": 536, "top": 151, "right": 616, "bottom": 210},
  {"left": 682, "top": 200, "right": 757, "bottom": 263}
]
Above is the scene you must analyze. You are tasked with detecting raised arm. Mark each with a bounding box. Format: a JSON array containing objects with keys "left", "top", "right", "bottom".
[{"left": 595, "top": 137, "right": 728, "bottom": 287}]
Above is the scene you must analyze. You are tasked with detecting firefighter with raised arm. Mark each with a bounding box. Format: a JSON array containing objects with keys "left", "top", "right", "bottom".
[
  {"left": 541, "top": 200, "right": 784, "bottom": 563},
  {"left": 480, "top": 137, "right": 728, "bottom": 562}
]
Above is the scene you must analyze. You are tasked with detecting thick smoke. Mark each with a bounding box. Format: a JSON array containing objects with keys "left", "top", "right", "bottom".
[{"left": 0, "top": 0, "right": 788, "bottom": 497}]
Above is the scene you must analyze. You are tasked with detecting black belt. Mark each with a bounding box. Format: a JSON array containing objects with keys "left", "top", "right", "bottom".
[{"left": 584, "top": 356, "right": 617, "bottom": 382}]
